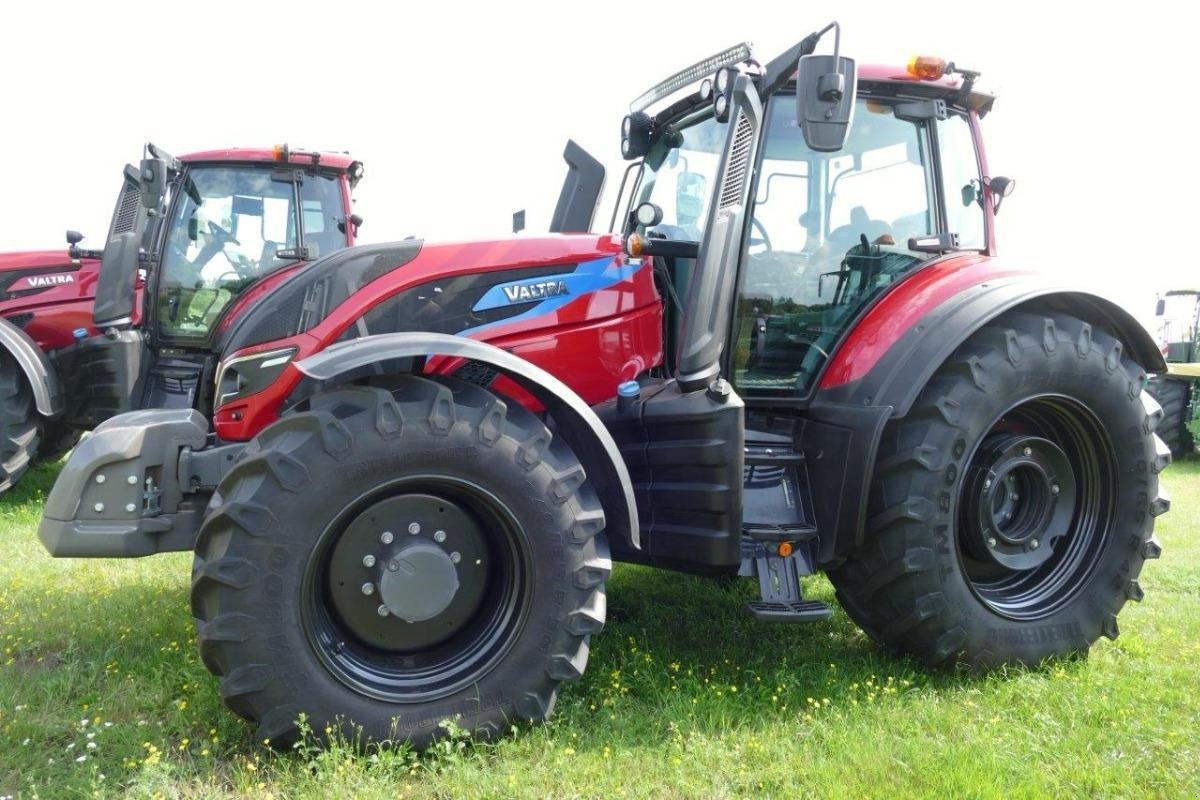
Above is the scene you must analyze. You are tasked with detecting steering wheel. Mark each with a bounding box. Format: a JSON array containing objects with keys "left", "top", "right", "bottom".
[
  {"left": 748, "top": 217, "right": 772, "bottom": 254},
  {"left": 207, "top": 219, "right": 240, "bottom": 248}
]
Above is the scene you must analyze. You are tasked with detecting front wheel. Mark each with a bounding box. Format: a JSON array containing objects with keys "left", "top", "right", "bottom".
[
  {"left": 191, "top": 379, "right": 610, "bottom": 747},
  {"left": 830, "top": 312, "right": 1170, "bottom": 668}
]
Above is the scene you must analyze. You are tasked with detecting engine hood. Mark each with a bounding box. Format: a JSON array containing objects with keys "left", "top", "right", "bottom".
[{"left": 0, "top": 249, "right": 82, "bottom": 273}]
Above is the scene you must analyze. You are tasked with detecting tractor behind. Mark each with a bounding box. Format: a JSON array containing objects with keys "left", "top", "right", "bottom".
[
  {"left": 0, "top": 144, "right": 363, "bottom": 494},
  {"left": 1147, "top": 289, "right": 1199, "bottom": 456},
  {"left": 35, "top": 24, "right": 1171, "bottom": 750}
]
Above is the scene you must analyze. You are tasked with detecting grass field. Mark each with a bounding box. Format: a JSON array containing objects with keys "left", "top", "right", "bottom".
[{"left": 1, "top": 457, "right": 1197, "bottom": 799}]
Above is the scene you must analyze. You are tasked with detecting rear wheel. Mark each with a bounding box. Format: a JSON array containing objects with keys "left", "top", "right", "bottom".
[
  {"left": 1146, "top": 375, "right": 1195, "bottom": 458},
  {"left": 191, "top": 378, "right": 610, "bottom": 748},
  {"left": 0, "top": 350, "right": 38, "bottom": 494},
  {"left": 830, "top": 312, "right": 1170, "bottom": 668}
]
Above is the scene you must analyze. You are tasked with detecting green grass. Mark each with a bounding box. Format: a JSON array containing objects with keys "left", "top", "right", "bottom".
[{"left": 2, "top": 458, "right": 1198, "bottom": 799}]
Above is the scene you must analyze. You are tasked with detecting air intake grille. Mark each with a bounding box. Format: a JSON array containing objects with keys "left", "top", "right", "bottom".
[
  {"left": 110, "top": 181, "right": 140, "bottom": 236},
  {"left": 718, "top": 112, "right": 754, "bottom": 211}
]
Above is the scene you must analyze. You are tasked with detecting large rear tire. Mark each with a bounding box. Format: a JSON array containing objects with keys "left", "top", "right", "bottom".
[
  {"left": 0, "top": 350, "right": 39, "bottom": 495},
  {"left": 1146, "top": 375, "right": 1195, "bottom": 458},
  {"left": 830, "top": 312, "right": 1170, "bottom": 669},
  {"left": 191, "top": 378, "right": 610, "bottom": 748}
]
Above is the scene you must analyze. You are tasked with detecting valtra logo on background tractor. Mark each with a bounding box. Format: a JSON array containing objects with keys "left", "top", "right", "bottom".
[{"left": 18, "top": 272, "right": 75, "bottom": 290}]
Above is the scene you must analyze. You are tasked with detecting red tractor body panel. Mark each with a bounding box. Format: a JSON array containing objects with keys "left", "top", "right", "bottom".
[
  {"left": 819, "top": 253, "right": 1033, "bottom": 388},
  {"left": 212, "top": 234, "right": 663, "bottom": 440},
  {"left": 0, "top": 251, "right": 101, "bottom": 349}
]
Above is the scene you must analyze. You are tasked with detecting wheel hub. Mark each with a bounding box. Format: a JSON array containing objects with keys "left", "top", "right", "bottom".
[
  {"left": 378, "top": 541, "right": 459, "bottom": 622},
  {"left": 326, "top": 493, "right": 489, "bottom": 652},
  {"left": 963, "top": 434, "right": 1077, "bottom": 570}
]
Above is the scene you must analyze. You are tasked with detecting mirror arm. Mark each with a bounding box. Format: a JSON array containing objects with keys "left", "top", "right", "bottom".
[{"left": 760, "top": 26, "right": 827, "bottom": 96}]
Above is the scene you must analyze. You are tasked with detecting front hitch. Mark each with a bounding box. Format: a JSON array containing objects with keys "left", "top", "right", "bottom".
[{"left": 38, "top": 409, "right": 238, "bottom": 557}]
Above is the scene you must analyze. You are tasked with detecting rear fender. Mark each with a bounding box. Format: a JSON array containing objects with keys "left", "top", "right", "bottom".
[
  {"left": 807, "top": 275, "right": 1165, "bottom": 565},
  {"left": 0, "top": 315, "right": 63, "bottom": 416},
  {"left": 294, "top": 332, "right": 640, "bottom": 550}
]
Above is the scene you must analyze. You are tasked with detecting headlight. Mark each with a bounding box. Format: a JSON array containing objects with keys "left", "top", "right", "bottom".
[
  {"left": 715, "top": 67, "right": 732, "bottom": 94},
  {"left": 698, "top": 78, "right": 713, "bottom": 101},
  {"left": 214, "top": 347, "right": 297, "bottom": 408},
  {"left": 714, "top": 94, "right": 729, "bottom": 120}
]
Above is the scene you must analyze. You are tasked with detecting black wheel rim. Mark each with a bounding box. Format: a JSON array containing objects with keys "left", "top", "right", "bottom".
[
  {"left": 957, "top": 395, "right": 1117, "bottom": 620},
  {"left": 300, "top": 476, "right": 530, "bottom": 703}
]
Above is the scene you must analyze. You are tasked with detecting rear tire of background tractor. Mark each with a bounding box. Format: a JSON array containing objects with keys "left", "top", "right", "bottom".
[
  {"left": 0, "top": 350, "right": 39, "bottom": 495},
  {"left": 1146, "top": 375, "right": 1195, "bottom": 458},
  {"left": 190, "top": 378, "right": 610, "bottom": 748},
  {"left": 829, "top": 311, "right": 1169, "bottom": 669}
]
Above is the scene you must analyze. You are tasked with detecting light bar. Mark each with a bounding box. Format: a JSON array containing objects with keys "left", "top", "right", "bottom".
[{"left": 629, "top": 42, "right": 752, "bottom": 113}]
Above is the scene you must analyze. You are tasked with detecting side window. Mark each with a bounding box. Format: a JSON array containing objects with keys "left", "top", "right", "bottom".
[
  {"left": 299, "top": 174, "right": 346, "bottom": 259},
  {"left": 730, "top": 96, "right": 934, "bottom": 397},
  {"left": 937, "top": 113, "right": 986, "bottom": 250}
]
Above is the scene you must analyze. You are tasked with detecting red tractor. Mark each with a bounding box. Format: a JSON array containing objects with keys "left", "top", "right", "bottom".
[
  {"left": 0, "top": 144, "right": 363, "bottom": 493},
  {"left": 37, "top": 24, "right": 1169, "bottom": 749}
]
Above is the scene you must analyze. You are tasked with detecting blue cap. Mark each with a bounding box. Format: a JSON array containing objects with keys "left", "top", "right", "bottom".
[
  {"left": 73, "top": 328, "right": 88, "bottom": 340},
  {"left": 617, "top": 380, "right": 641, "bottom": 398}
]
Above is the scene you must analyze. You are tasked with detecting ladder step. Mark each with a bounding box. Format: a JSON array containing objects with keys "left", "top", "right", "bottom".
[{"left": 746, "top": 600, "right": 833, "bottom": 623}]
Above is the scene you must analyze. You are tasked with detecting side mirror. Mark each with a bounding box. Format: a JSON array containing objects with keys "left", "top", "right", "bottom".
[
  {"left": 1156, "top": 297, "right": 1166, "bottom": 317},
  {"left": 139, "top": 157, "right": 171, "bottom": 210},
  {"left": 796, "top": 52, "right": 857, "bottom": 152},
  {"left": 985, "top": 175, "right": 1016, "bottom": 213}
]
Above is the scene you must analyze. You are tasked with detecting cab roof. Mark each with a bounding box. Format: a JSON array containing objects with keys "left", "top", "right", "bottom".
[{"left": 178, "top": 148, "right": 356, "bottom": 171}]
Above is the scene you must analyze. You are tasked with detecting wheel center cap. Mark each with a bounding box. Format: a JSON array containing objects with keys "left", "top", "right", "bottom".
[{"left": 378, "top": 540, "right": 460, "bottom": 622}]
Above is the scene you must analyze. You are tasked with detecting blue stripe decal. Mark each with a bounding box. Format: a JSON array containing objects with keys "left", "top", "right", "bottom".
[{"left": 461, "top": 256, "right": 642, "bottom": 337}]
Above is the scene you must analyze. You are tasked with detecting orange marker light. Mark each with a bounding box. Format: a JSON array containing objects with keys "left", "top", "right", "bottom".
[
  {"left": 777, "top": 542, "right": 793, "bottom": 558},
  {"left": 906, "top": 55, "right": 947, "bottom": 81},
  {"left": 272, "top": 144, "right": 288, "bottom": 162},
  {"left": 626, "top": 233, "right": 644, "bottom": 257}
]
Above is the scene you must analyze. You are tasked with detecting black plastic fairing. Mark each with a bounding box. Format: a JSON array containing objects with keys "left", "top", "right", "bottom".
[{"left": 217, "top": 241, "right": 422, "bottom": 354}]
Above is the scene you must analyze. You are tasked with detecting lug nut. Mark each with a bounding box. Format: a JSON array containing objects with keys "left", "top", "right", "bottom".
[
  {"left": 377, "top": 604, "right": 389, "bottom": 617},
  {"left": 1023, "top": 447, "right": 1032, "bottom": 457},
  {"left": 1011, "top": 494, "right": 1019, "bottom": 501},
  {"left": 408, "top": 522, "right": 421, "bottom": 535},
  {"left": 95, "top": 474, "right": 106, "bottom": 484},
  {"left": 125, "top": 503, "right": 136, "bottom": 513},
  {"left": 381, "top": 531, "right": 394, "bottom": 544},
  {"left": 128, "top": 475, "right": 138, "bottom": 485},
  {"left": 1030, "top": 538, "right": 1040, "bottom": 550},
  {"left": 450, "top": 551, "right": 461, "bottom": 564},
  {"left": 362, "top": 554, "right": 376, "bottom": 568},
  {"left": 94, "top": 502, "right": 105, "bottom": 512},
  {"left": 434, "top": 530, "right": 447, "bottom": 543},
  {"left": 1051, "top": 484, "right": 1060, "bottom": 495},
  {"left": 987, "top": 537, "right": 997, "bottom": 548},
  {"left": 984, "top": 479, "right": 992, "bottom": 489},
  {"left": 361, "top": 582, "right": 374, "bottom": 595}
]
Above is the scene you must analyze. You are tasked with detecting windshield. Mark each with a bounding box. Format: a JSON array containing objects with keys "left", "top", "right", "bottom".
[
  {"left": 156, "top": 167, "right": 344, "bottom": 342},
  {"left": 634, "top": 112, "right": 725, "bottom": 239},
  {"left": 730, "top": 94, "right": 954, "bottom": 396}
]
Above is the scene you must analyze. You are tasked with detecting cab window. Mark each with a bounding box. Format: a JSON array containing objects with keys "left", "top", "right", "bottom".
[
  {"left": 937, "top": 113, "right": 986, "bottom": 251},
  {"left": 730, "top": 95, "right": 936, "bottom": 396}
]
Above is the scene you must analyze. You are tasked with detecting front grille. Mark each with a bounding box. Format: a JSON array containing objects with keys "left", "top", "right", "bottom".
[
  {"left": 718, "top": 111, "right": 754, "bottom": 211},
  {"left": 454, "top": 360, "right": 498, "bottom": 387},
  {"left": 6, "top": 312, "right": 33, "bottom": 328}
]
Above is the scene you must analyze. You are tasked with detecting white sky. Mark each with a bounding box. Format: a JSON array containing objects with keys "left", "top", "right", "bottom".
[{"left": 1, "top": 1, "right": 1194, "bottom": 334}]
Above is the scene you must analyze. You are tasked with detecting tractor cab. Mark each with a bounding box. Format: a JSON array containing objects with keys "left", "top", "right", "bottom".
[
  {"left": 61, "top": 144, "right": 363, "bottom": 428},
  {"left": 610, "top": 38, "right": 1002, "bottom": 397}
]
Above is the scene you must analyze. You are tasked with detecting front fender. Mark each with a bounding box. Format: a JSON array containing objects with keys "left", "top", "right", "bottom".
[
  {"left": 294, "top": 333, "right": 640, "bottom": 549},
  {"left": 0, "top": 315, "right": 63, "bottom": 416}
]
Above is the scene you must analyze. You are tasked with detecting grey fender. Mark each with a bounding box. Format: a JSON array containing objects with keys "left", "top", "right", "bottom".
[
  {"left": 295, "top": 333, "right": 640, "bottom": 549},
  {"left": 0, "top": 315, "right": 63, "bottom": 416}
]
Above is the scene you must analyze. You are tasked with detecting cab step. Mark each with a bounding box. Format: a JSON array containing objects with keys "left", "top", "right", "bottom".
[{"left": 746, "top": 599, "right": 833, "bottom": 622}]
